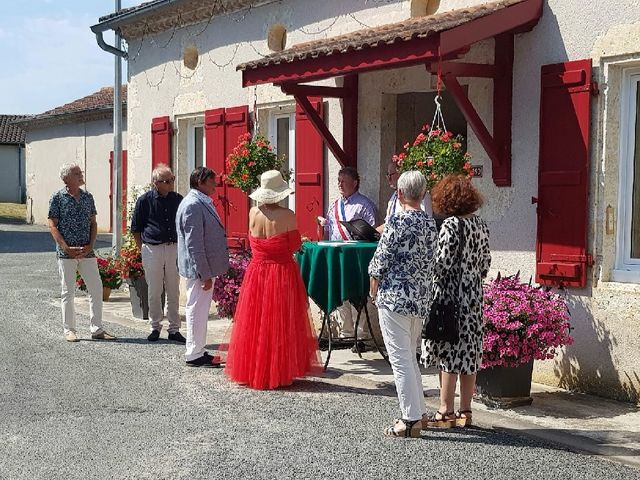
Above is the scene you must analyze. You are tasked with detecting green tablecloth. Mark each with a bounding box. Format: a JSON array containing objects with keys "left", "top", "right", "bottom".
[{"left": 296, "top": 241, "right": 378, "bottom": 314}]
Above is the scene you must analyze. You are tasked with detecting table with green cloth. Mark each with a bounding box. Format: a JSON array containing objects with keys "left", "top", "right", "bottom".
[{"left": 296, "top": 241, "right": 388, "bottom": 370}]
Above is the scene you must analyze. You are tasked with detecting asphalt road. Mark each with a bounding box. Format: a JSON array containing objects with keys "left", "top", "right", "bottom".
[{"left": 0, "top": 223, "right": 638, "bottom": 479}]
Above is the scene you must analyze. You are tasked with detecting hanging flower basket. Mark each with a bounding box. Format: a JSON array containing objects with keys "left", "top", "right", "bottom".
[
  {"left": 393, "top": 124, "right": 474, "bottom": 191},
  {"left": 225, "top": 133, "right": 289, "bottom": 193}
]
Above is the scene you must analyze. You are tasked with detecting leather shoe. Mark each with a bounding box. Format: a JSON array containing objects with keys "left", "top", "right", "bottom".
[
  {"left": 147, "top": 330, "right": 160, "bottom": 342},
  {"left": 168, "top": 332, "right": 186, "bottom": 343},
  {"left": 186, "top": 352, "right": 222, "bottom": 368}
]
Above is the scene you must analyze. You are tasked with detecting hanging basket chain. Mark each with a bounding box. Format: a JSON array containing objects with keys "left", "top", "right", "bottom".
[
  {"left": 252, "top": 85, "right": 259, "bottom": 136},
  {"left": 428, "top": 54, "right": 447, "bottom": 138}
]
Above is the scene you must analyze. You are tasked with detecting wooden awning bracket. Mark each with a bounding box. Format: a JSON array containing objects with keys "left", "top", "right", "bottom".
[
  {"left": 279, "top": 76, "right": 358, "bottom": 168},
  {"left": 427, "top": 32, "right": 514, "bottom": 186}
]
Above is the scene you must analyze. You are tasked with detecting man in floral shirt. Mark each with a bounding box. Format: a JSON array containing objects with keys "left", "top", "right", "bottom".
[{"left": 48, "top": 163, "right": 116, "bottom": 342}]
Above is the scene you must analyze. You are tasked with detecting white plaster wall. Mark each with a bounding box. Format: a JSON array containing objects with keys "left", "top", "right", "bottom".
[
  {"left": 0, "top": 144, "right": 22, "bottom": 203},
  {"left": 124, "top": 0, "right": 640, "bottom": 401},
  {"left": 25, "top": 118, "right": 127, "bottom": 232}
]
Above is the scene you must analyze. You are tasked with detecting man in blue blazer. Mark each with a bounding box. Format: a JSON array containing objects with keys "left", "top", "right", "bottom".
[{"left": 176, "top": 167, "right": 229, "bottom": 367}]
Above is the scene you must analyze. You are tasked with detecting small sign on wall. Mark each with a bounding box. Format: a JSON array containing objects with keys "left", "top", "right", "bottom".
[{"left": 471, "top": 165, "right": 483, "bottom": 177}]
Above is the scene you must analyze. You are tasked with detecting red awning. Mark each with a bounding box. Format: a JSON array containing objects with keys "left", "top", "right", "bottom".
[{"left": 237, "top": 0, "right": 543, "bottom": 87}]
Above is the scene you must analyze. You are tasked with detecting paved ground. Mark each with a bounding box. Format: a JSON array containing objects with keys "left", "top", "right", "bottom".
[{"left": 1, "top": 224, "right": 638, "bottom": 479}]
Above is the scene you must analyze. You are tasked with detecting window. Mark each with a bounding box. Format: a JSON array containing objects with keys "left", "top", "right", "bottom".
[
  {"left": 269, "top": 110, "right": 296, "bottom": 210},
  {"left": 188, "top": 120, "right": 205, "bottom": 172},
  {"left": 615, "top": 68, "right": 640, "bottom": 282}
]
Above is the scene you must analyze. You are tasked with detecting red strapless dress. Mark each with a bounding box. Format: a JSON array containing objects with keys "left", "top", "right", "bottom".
[{"left": 225, "top": 230, "right": 321, "bottom": 389}]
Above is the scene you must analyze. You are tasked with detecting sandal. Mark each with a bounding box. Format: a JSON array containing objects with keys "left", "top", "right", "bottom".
[
  {"left": 455, "top": 410, "right": 473, "bottom": 427},
  {"left": 383, "top": 418, "right": 422, "bottom": 438},
  {"left": 423, "top": 410, "right": 456, "bottom": 429}
]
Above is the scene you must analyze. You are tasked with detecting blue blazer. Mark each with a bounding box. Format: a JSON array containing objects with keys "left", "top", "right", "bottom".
[{"left": 176, "top": 189, "right": 229, "bottom": 280}]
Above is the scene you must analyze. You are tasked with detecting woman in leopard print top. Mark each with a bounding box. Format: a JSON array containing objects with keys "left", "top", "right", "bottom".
[{"left": 422, "top": 175, "right": 491, "bottom": 428}]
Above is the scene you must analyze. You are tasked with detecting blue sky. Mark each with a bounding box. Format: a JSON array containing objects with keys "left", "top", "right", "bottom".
[{"left": 0, "top": 0, "right": 139, "bottom": 114}]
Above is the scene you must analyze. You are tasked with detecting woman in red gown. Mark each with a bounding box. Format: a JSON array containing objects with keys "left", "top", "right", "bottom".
[{"left": 225, "top": 170, "right": 321, "bottom": 389}]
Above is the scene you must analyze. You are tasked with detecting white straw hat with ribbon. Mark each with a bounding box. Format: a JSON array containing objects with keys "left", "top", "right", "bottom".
[{"left": 249, "top": 170, "right": 293, "bottom": 204}]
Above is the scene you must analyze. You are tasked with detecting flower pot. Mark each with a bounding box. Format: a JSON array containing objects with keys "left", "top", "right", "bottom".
[
  {"left": 128, "top": 277, "right": 149, "bottom": 320},
  {"left": 102, "top": 287, "right": 112, "bottom": 302},
  {"left": 475, "top": 360, "right": 534, "bottom": 408}
]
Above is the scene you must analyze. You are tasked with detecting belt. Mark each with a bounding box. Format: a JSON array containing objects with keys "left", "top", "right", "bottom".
[{"left": 145, "top": 241, "right": 176, "bottom": 246}]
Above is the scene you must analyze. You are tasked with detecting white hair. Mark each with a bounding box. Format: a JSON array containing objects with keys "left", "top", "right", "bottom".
[
  {"left": 59, "top": 163, "right": 80, "bottom": 181},
  {"left": 152, "top": 164, "right": 172, "bottom": 182},
  {"left": 397, "top": 170, "right": 426, "bottom": 202}
]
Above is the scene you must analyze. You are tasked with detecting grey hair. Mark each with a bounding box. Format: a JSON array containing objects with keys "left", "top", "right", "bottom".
[
  {"left": 397, "top": 170, "right": 426, "bottom": 202},
  {"left": 152, "top": 164, "right": 172, "bottom": 182},
  {"left": 59, "top": 163, "right": 80, "bottom": 181}
]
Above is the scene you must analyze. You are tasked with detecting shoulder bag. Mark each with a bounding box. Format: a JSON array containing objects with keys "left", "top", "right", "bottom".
[{"left": 422, "top": 217, "right": 464, "bottom": 343}]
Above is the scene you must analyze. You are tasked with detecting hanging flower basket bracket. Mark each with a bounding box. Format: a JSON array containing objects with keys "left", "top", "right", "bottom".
[
  {"left": 279, "top": 75, "right": 358, "bottom": 169},
  {"left": 426, "top": 32, "right": 515, "bottom": 186}
]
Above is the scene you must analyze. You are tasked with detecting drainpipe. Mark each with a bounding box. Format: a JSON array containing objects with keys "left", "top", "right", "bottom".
[{"left": 92, "top": 0, "right": 127, "bottom": 252}]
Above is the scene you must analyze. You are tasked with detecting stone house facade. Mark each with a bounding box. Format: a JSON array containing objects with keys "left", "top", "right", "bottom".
[
  {"left": 17, "top": 87, "right": 128, "bottom": 232},
  {"left": 92, "top": 0, "right": 640, "bottom": 403}
]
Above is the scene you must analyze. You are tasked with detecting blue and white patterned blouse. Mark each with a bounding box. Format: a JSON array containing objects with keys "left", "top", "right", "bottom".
[
  {"left": 368, "top": 209, "right": 437, "bottom": 318},
  {"left": 48, "top": 188, "right": 97, "bottom": 259}
]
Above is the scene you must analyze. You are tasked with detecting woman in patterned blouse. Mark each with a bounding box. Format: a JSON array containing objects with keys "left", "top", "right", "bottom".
[{"left": 368, "top": 171, "right": 437, "bottom": 438}]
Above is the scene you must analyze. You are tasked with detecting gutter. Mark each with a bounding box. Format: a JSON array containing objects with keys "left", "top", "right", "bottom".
[
  {"left": 90, "top": 0, "right": 183, "bottom": 35},
  {"left": 92, "top": 29, "right": 128, "bottom": 59}
]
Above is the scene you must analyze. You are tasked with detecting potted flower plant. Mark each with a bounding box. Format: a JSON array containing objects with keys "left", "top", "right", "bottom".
[
  {"left": 225, "top": 133, "right": 289, "bottom": 193},
  {"left": 476, "top": 273, "right": 573, "bottom": 407},
  {"left": 77, "top": 255, "right": 123, "bottom": 301},
  {"left": 212, "top": 250, "right": 251, "bottom": 318},
  {"left": 393, "top": 124, "right": 474, "bottom": 191}
]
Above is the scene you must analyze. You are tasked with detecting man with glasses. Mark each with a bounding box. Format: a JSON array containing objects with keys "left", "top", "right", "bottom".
[
  {"left": 48, "top": 163, "right": 116, "bottom": 342},
  {"left": 131, "top": 164, "right": 185, "bottom": 342},
  {"left": 176, "top": 167, "right": 229, "bottom": 367},
  {"left": 376, "top": 160, "right": 433, "bottom": 233}
]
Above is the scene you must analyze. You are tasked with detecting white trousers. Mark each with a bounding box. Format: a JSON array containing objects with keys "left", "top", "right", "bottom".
[
  {"left": 333, "top": 301, "right": 368, "bottom": 338},
  {"left": 184, "top": 277, "right": 212, "bottom": 362},
  {"left": 141, "top": 243, "right": 180, "bottom": 333},
  {"left": 378, "top": 307, "right": 426, "bottom": 421},
  {"left": 58, "top": 257, "right": 103, "bottom": 334}
]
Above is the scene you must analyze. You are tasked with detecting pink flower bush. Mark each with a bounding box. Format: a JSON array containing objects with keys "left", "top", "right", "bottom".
[
  {"left": 482, "top": 274, "right": 573, "bottom": 369},
  {"left": 212, "top": 250, "right": 251, "bottom": 318}
]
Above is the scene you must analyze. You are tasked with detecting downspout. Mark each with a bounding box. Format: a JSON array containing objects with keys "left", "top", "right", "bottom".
[{"left": 91, "top": 1, "right": 127, "bottom": 251}]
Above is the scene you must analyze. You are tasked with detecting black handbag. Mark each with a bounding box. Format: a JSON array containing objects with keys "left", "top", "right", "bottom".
[{"left": 422, "top": 218, "right": 464, "bottom": 343}]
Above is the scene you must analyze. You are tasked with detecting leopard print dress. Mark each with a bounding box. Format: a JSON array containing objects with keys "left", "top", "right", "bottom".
[{"left": 421, "top": 215, "right": 491, "bottom": 375}]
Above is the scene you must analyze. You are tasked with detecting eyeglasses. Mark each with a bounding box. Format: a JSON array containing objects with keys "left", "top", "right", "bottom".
[{"left": 156, "top": 176, "right": 175, "bottom": 184}]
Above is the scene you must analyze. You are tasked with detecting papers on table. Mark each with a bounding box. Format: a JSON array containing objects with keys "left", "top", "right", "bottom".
[{"left": 316, "top": 241, "right": 359, "bottom": 246}]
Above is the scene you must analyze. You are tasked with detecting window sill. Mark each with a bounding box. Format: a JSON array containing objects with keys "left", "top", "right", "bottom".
[{"left": 605, "top": 269, "right": 640, "bottom": 287}]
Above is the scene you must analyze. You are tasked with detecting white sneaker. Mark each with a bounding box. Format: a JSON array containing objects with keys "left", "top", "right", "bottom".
[{"left": 65, "top": 331, "right": 79, "bottom": 342}]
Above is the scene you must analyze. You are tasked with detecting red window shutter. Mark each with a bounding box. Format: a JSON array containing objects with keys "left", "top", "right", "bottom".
[
  {"left": 204, "top": 108, "right": 227, "bottom": 230},
  {"left": 535, "top": 59, "right": 593, "bottom": 288},
  {"left": 223, "top": 105, "right": 250, "bottom": 250},
  {"left": 151, "top": 116, "right": 172, "bottom": 169},
  {"left": 109, "top": 150, "right": 128, "bottom": 234},
  {"left": 295, "top": 98, "right": 325, "bottom": 240}
]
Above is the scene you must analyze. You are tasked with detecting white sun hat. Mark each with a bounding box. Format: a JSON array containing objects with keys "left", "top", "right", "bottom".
[{"left": 249, "top": 170, "right": 293, "bottom": 204}]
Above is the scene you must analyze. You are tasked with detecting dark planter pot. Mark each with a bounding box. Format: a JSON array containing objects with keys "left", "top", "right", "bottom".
[
  {"left": 475, "top": 360, "right": 534, "bottom": 409},
  {"left": 128, "top": 277, "right": 149, "bottom": 320}
]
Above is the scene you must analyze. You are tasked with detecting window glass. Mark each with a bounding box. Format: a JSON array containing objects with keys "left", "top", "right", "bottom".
[{"left": 194, "top": 126, "right": 204, "bottom": 170}]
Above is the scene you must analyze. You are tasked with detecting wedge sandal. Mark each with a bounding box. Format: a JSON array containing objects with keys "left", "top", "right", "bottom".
[
  {"left": 455, "top": 410, "right": 473, "bottom": 427},
  {"left": 383, "top": 418, "right": 422, "bottom": 438},
  {"left": 423, "top": 410, "right": 456, "bottom": 429}
]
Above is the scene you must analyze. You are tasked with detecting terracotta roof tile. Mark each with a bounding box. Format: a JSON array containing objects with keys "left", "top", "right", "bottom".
[
  {"left": 238, "top": 0, "right": 524, "bottom": 71},
  {"left": 0, "top": 115, "right": 28, "bottom": 144},
  {"left": 14, "top": 86, "right": 127, "bottom": 128}
]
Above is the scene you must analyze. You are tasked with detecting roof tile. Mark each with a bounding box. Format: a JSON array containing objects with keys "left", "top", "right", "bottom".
[{"left": 0, "top": 115, "right": 28, "bottom": 144}]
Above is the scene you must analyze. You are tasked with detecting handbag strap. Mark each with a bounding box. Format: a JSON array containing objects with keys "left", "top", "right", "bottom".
[{"left": 454, "top": 217, "right": 465, "bottom": 304}]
